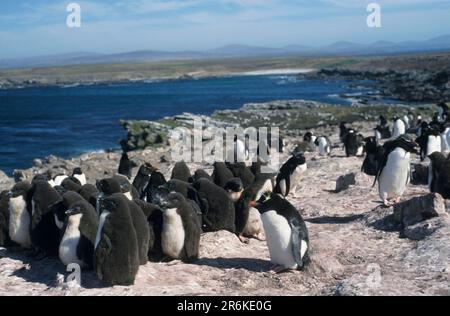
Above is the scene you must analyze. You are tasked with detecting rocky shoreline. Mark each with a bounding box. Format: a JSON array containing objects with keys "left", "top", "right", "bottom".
[
  {"left": 302, "top": 68, "right": 450, "bottom": 102},
  {"left": 0, "top": 99, "right": 449, "bottom": 296}
]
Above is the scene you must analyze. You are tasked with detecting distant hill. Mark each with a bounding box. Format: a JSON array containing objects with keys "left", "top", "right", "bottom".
[{"left": 1, "top": 35, "right": 450, "bottom": 69}]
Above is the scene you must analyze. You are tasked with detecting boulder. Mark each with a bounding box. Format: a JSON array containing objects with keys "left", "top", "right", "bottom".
[
  {"left": 393, "top": 193, "right": 446, "bottom": 228},
  {"left": 0, "top": 170, "right": 14, "bottom": 191},
  {"left": 402, "top": 217, "right": 448, "bottom": 241},
  {"left": 335, "top": 173, "right": 356, "bottom": 192}
]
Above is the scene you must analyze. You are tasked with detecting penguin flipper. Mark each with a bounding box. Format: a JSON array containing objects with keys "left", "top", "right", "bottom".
[{"left": 289, "top": 216, "right": 309, "bottom": 269}]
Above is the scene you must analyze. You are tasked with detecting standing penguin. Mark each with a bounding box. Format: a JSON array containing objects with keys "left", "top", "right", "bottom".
[
  {"left": 417, "top": 126, "right": 442, "bottom": 161},
  {"left": 7, "top": 181, "right": 32, "bottom": 249},
  {"left": 72, "top": 168, "right": 87, "bottom": 186},
  {"left": 94, "top": 194, "right": 139, "bottom": 286},
  {"left": 171, "top": 161, "right": 191, "bottom": 183},
  {"left": 233, "top": 186, "right": 265, "bottom": 242},
  {"left": 211, "top": 162, "right": 234, "bottom": 188},
  {"left": 226, "top": 162, "right": 255, "bottom": 189},
  {"left": 361, "top": 137, "right": 385, "bottom": 176},
  {"left": 392, "top": 117, "right": 406, "bottom": 138},
  {"left": 274, "top": 152, "right": 307, "bottom": 197},
  {"left": 127, "top": 199, "right": 151, "bottom": 265},
  {"left": 118, "top": 152, "right": 137, "bottom": 180},
  {"left": 132, "top": 163, "right": 157, "bottom": 199},
  {"left": 314, "top": 136, "right": 331, "bottom": 156},
  {"left": 144, "top": 170, "right": 167, "bottom": 203},
  {"left": 0, "top": 191, "right": 14, "bottom": 247},
  {"left": 251, "top": 192, "right": 310, "bottom": 273},
  {"left": 59, "top": 199, "right": 98, "bottom": 269},
  {"left": 343, "top": 130, "right": 364, "bottom": 157},
  {"left": 29, "top": 181, "right": 62, "bottom": 256},
  {"left": 375, "top": 136, "right": 418, "bottom": 206},
  {"left": 428, "top": 152, "right": 446, "bottom": 193},
  {"left": 78, "top": 184, "right": 100, "bottom": 209},
  {"left": 192, "top": 178, "right": 236, "bottom": 233},
  {"left": 189, "top": 168, "right": 213, "bottom": 183},
  {"left": 159, "top": 192, "right": 202, "bottom": 262}
]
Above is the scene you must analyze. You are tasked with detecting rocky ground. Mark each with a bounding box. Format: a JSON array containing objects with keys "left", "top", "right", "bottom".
[{"left": 0, "top": 109, "right": 448, "bottom": 296}]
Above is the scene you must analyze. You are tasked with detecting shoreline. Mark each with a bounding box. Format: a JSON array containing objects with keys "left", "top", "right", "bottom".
[{"left": 0, "top": 67, "right": 316, "bottom": 90}]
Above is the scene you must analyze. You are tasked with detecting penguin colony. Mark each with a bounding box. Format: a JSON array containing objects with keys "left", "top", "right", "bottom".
[{"left": 0, "top": 101, "right": 449, "bottom": 286}]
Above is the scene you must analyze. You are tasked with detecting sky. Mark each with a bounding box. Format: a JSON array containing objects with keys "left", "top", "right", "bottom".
[{"left": 0, "top": 0, "right": 449, "bottom": 58}]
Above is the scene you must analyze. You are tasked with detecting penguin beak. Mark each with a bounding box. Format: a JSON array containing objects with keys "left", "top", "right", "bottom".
[{"left": 65, "top": 208, "right": 78, "bottom": 216}]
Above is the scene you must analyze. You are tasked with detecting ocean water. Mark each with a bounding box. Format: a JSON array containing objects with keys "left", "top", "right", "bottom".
[{"left": 0, "top": 74, "right": 381, "bottom": 175}]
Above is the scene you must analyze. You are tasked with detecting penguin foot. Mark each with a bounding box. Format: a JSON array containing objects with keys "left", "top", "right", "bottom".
[
  {"left": 383, "top": 199, "right": 392, "bottom": 207},
  {"left": 395, "top": 197, "right": 402, "bottom": 204},
  {"left": 255, "top": 232, "right": 266, "bottom": 241}
]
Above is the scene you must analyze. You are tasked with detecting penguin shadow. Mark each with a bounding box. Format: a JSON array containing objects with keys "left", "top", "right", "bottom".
[
  {"left": 305, "top": 214, "right": 364, "bottom": 225},
  {"left": 194, "top": 257, "right": 272, "bottom": 272},
  {"left": 0, "top": 248, "right": 104, "bottom": 289}
]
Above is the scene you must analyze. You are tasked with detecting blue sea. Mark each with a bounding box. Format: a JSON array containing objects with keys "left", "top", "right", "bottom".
[{"left": 0, "top": 74, "right": 384, "bottom": 175}]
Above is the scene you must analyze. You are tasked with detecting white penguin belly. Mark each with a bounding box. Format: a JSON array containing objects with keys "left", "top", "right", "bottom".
[
  {"left": 54, "top": 175, "right": 68, "bottom": 186},
  {"left": 375, "top": 131, "right": 382, "bottom": 142},
  {"left": 317, "top": 138, "right": 328, "bottom": 156},
  {"left": 95, "top": 211, "right": 110, "bottom": 249},
  {"left": 289, "top": 164, "right": 306, "bottom": 193},
  {"left": 243, "top": 207, "right": 264, "bottom": 238},
  {"left": 124, "top": 192, "right": 133, "bottom": 201},
  {"left": 440, "top": 129, "right": 450, "bottom": 153},
  {"left": 393, "top": 121, "right": 405, "bottom": 138},
  {"left": 8, "top": 196, "right": 32, "bottom": 248},
  {"left": 427, "top": 135, "right": 441, "bottom": 156},
  {"left": 260, "top": 211, "right": 297, "bottom": 269},
  {"left": 379, "top": 148, "right": 410, "bottom": 200},
  {"left": 74, "top": 174, "right": 86, "bottom": 186},
  {"left": 161, "top": 208, "right": 185, "bottom": 259},
  {"left": 356, "top": 146, "right": 364, "bottom": 156},
  {"left": 59, "top": 214, "right": 85, "bottom": 267}
]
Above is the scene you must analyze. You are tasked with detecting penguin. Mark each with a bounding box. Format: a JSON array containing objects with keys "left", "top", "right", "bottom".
[
  {"left": 417, "top": 126, "right": 441, "bottom": 161},
  {"left": 118, "top": 152, "right": 136, "bottom": 180},
  {"left": 189, "top": 168, "right": 213, "bottom": 183},
  {"left": 50, "top": 174, "right": 68, "bottom": 187},
  {"left": 144, "top": 170, "right": 167, "bottom": 203},
  {"left": 250, "top": 192, "right": 310, "bottom": 273},
  {"left": 171, "top": 161, "right": 191, "bottom": 183},
  {"left": 361, "top": 137, "right": 385, "bottom": 177},
  {"left": 375, "top": 135, "right": 418, "bottom": 206},
  {"left": 211, "top": 162, "right": 234, "bottom": 188},
  {"left": 156, "top": 179, "right": 201, "bottom": 207},
  {"left": 96, "top": 177, "right": 123, "bottom": 197},
  {"left": 113, "top": 174, "right": 139, "bottom": 200},
  {"left": 192, "top": 178, "right": 236, "bottom": 233},
  {"left": 158, "top": 192, "right": 202, "bottom": 262},
  {"left": 392, "top": 117, "right": 406, "bottom": 138},
  {"left": 52, "top": 191, "right": 85, "bottom": 231},
  {"left": 224, "top": 178, "right": 244, "bottom": 203},
  {"left": 339, "top": 122, "right": 351, "bottom": 143},
  {"left": 428, "top": 152, "right": 446, "bottom": 193},
  {"left": 402, "top": 114, "right": 410, "bottom": 130},
  {"left": 343, "top": 129, "right": 364, "bottom": 157},
  {"left": 430, "top": 153, "right": 450, "bottom": 198},
  {"left": 0, "top": 190, "right": 14, "bottom": 247},
  {"left": 132, "top": 162, "right": 157, "bottom": 199},
  {"left": 78, "top": 184, "right": 100, "bottom": 209},
  {"left": 127, "top": 199, "right": 151, "bottom": 265},
  {"left": 374, "top": 125, "right": 392, "bottom": 141},
  {"left": 94, "top": 194, "right": 139, "bottom": 286},
  {"left": 440, "top": 124, "right": 450, "bottom": 154},
  {"left": 7, "top": 181, "right": 33, "bottom": 249},
  {"left": 226, "top": 162, "right": 255, "bottom": 189},
  {"left": 134, "top": 200, "right": 161, "bottom": 261},
  {"left": 59, "top": 199, "right": 98, "bottom": 269},
  {"left": 29, "top": 181, "right": 62, "bottom": 256},
  {"left": 72, "top": 167, "right": 86, "bottom": 186},
  {"left": 314, "top": 136, "right": 331, "bottom": 156},
  {"left": 61, "top": 177, "right": 82, "bottom": 192},
  {"left": 274, "top": 152, "right": 307, "bottom": 197},
  {"left": 303, "top": 132, "right": 317, "bottom": 148}
]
